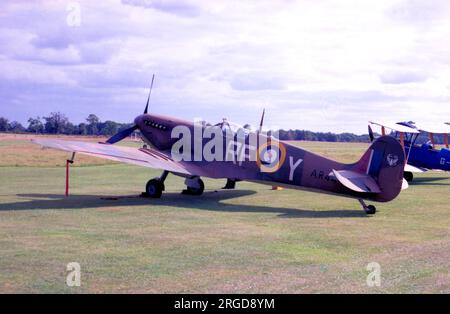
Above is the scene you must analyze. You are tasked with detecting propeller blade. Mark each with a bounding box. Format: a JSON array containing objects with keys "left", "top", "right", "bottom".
[
  {"left": 259, "top": 108, "right": 265, "bottom": 132},
  {"left": 144, "top": 74, "right": 155, "bottom": 114},
  {"left": 106, "top": 125, "right": 138, "bottom": 144},
  {"left": 368, "top": 125, "right": 374, "bottom": 142}
]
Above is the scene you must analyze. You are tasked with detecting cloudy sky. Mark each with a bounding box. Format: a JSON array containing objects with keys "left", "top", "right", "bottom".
[{"left": 1, "top": 0, "right": 450, "bottom": 134}]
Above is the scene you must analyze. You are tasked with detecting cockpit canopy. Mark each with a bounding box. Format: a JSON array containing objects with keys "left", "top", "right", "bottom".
[{"left": 196, "top": 118, "right": 253, "bottom": 136}]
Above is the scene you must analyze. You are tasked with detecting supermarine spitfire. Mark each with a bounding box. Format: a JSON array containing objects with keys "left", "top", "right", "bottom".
[{"left": 32, "top": 80, "right": 408, "bottom": 215}]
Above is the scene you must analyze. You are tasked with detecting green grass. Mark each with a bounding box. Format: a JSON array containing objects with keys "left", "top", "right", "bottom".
[{"left": 0, "top": 136, "right": 449, "bottom": 293}]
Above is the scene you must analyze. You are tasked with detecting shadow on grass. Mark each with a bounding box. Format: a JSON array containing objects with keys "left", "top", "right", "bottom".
[
  {"left": 0, "top": 190, "right": 367, "bottom": 218},
  {"left": 410, "top": 176, "right": 450, "bottom": 186}
]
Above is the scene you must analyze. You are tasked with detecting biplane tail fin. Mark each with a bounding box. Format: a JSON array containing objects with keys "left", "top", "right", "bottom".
[{"left": 349, "top": 135, "right": 406, "bottom": 202}]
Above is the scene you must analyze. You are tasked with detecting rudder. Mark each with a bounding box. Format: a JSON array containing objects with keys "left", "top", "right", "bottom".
[{"left": 353, "top": 136, "right": 405, "bottom": 202}]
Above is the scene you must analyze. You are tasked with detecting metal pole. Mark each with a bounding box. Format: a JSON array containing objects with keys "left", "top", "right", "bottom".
[
  {"left": 65, "top": 152, "right": 76, "bottom": 197},
  {"left": 65, "top": 160, "right": 70, "bottom": 197}
]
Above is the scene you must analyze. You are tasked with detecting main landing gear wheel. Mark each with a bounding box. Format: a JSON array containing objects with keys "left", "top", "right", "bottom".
[
  {"left": 182, "top": 177, "right": 205, "bottom": 196},
  {"left": 404, "top": 171, "right": 414, "bottom": 182},
  {"left": 358, "top": 199, "right": 377, "bottom": 215},
  {"left": 145, "top": 179, "right": 164, "bottom": 198}
]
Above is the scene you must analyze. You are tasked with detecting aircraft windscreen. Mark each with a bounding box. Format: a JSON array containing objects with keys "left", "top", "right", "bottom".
[{"left": 208, "top": 119, "right": 253, "bottom": 135}]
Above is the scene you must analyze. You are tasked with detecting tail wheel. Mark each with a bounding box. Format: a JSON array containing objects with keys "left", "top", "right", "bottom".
[
  {"left": 365, "top": 205, "right": 377, "bottom": 215},
  {"left": 404, "top": 171, "right": 414, "bottom": 182},
  {"left": 186, "top": 178, "right": 204, "bottom": 195},
  {"left": 146, "top": 179, "right": 164, "bottom": 198}
]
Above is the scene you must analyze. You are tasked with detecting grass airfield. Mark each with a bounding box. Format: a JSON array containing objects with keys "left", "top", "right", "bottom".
[{"left": 0, "top": 134, "right": 449, "bottom": 293}]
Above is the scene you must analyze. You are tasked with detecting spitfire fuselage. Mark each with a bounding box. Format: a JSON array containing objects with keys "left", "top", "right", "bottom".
[{"left": 136, "top": 114, "right": 404, "bottom": 203}]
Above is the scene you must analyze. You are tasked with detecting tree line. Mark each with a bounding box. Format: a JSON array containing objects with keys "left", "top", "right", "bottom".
[
  {"left": 0, "top": 112, "right": 446, "bottom": 144},
  {"left": 277, "top": 129, "right": 371, "bottom": 142},
  {"left": 0, "top": 113, "right": 134, "bottom": 136}
]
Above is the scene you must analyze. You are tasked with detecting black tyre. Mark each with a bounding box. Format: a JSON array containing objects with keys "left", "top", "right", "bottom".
[
  {"left": 222, "top": 179, "right": 236, "bottom": 190},
  {"left": 146, "top": 179, "right": 164, "bottom": 198},
  {"left": 365, "top": 205, "right": 377, "bottom": 215},
  {"left": 404, "top": 171, "right": 414, "bottom": 182},
  {"left": 187, "top": 178, "right": 205, "bottom": 195}
]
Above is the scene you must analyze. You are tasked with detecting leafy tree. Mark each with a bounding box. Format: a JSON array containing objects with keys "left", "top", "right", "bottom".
[
  {"left": 86, "top": 114, "right": 100, "bottom": 135},
  {"left": 43, "top": 112, "right": 71, "bottom": 134},
  {"left": 99, "top": 120, "right": 120, "bottom": 136},
  {"left": 0, "top": 117, "right": 9, "bottom": 132},
  {"left": 8, "top": 121, "right": 26, "bottom": 133},
  {"left": 64, "top": 122, "right": 76, "bottom": 135},
  {"left": 77, "top": 123, "right": 88, "bottom": 135},
  {"left": 27, "top": 117, "right": 44, "bottom": 134}
]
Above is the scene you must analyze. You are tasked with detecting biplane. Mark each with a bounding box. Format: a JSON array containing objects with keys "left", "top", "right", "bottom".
[
  {"left": 31, "top": 78, "right": 408, "bottom": 215},
  {"left": 369, "top": 121, "right": 450, "bottom": 182}
]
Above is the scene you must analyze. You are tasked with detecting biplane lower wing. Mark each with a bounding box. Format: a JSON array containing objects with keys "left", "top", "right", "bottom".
[
  {"left": 404, "top": 164, "right": 427, "bottom": 173},
  {"left": 32, "top": 139, "right": 193, "bottom": 175}
]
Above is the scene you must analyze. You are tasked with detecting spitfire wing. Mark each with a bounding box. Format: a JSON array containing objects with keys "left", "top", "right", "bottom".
[{"left": 32, "top": 139, "right": 193, "bottom": 175}]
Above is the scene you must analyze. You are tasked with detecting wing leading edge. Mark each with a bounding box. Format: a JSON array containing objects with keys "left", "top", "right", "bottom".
[{"left": 32, "top": 139, "right": 193, "bottom": 175}]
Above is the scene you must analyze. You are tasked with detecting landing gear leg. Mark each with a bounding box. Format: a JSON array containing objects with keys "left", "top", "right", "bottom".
[
  {"left": 144, "top": 170, "right": 169, "bottom": 198},
  {"left": 159, "top": 170, "right": 169, "bottom": 182},
  {"left": 358, "top": 199, "right": 377, "bottom": 215},
  {"left": 222, "top": 179, "right": 236, "bottom": 190},
  {"left": 182, "top": 177, "right": 205, "bottom": 196}
]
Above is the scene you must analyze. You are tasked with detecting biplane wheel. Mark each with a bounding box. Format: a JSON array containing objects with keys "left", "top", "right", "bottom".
[
  {"left": 364, "top": 205, "right": 377, "bottom": 215},
  {"left": 404, "top": 171, "right": 414, "bottom": 182},
  {"left": 146, "top": 179, "right": 164, "bottom": 198},
  {"left": 184, "top": 178, "right": 205, "bottom": 196}
]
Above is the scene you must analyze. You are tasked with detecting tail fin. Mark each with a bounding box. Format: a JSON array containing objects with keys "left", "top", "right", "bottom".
[{"left": 352, "top": 135, "right": 405, "bottom": 202}]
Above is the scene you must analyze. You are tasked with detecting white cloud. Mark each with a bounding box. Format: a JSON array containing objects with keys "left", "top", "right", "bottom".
[{"left": 0, "top": 0, "right": 449, "bottom": 133}]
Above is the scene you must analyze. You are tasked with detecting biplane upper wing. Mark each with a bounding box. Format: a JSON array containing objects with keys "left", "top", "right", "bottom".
[
  {"left": 413, "top": 123, "right": 450, "bottom": 134},
  {"left": 369, "top": 121, "right": 420, "bottom": 134},
  {"left": 32, "top": 139, "right": 194, "bottom": 175}
]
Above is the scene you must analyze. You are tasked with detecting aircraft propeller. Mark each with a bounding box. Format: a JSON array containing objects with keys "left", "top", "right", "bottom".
[
  {"left": 105, "top": 124, "right": 139, "bottom": 144},
  {"left": 143, "top": 74, "right": 155, "bottom": 115},
  {"left": 368, "top": 125, "right": 374, "bottom": 142},
  {"left": 258, "top": 108, "right": 265, "bottom": 133},
  {"left": 105, "top": 74, "right": 155, "bottom": 144}
]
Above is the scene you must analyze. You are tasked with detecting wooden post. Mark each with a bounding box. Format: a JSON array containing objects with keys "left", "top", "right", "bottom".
[
  {"left": 381, "top": 126, "right": 386, "bottom": 136},
  {"left": 445, "top": 134, "right": 449, "bottom": 149},
  {"left": 399, "top": 132, "right": 405, "bottom": 149},
  {"left": 429, "top": 133, "right": 435, "bottom": 148}
]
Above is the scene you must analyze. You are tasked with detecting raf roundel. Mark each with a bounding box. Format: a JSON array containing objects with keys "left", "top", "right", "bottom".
[{"left": 256, "top": 141, "right": 286, "bottom": 173}]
